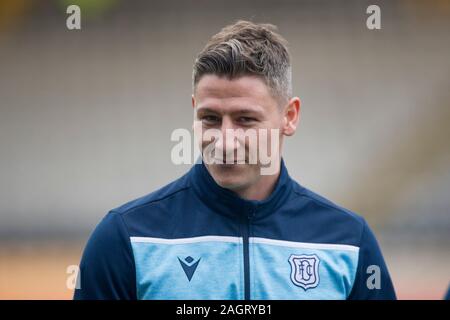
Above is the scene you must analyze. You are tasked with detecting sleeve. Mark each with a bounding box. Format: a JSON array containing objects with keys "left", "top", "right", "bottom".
[
  {"left": 347, "top": 219, "right": 397, "bottom": 300},
  {"left": 444, "top": 284, "right": 450, "bottom": 300},
  {"left": 73, "top": 211, "right": 137, "bottom": 300}
]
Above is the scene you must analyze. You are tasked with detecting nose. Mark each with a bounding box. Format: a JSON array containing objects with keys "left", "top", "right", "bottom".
[{"left": 214, "top": 118, "right": 241, "bottom": 160}]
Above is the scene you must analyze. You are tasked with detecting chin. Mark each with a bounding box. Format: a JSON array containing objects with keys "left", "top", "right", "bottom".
[{"left": 208, "top": 164, "right": 253, "bottom": 190}]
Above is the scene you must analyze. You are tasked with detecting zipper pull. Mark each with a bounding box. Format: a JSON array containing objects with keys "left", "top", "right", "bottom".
[{"left": 248, "top": 207, "right": 256, "bottom": 220}]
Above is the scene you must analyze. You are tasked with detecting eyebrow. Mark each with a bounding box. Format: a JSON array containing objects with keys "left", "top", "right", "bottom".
[
  {"left": 196, "top": 106, "right": 264, "bottom": 116},
  {"left": 196, "top": 107, "right": 220, "bottom": 115}
]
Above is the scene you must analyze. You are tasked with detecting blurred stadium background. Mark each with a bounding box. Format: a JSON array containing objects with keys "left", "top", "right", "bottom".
[{"left": 0, "top": 0, "right": 449, "bottom": 299}]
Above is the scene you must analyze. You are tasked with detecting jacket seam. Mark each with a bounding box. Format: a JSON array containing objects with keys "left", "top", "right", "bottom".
[
  {"left": 293, "top": 190, "right": 364, "bottom": 224},
  {"left": 347, "top": 219, "right": 366, "bottom": 299},
  {"left": 120, "top": 186, "right": 191, "bottom": 217},
  {"left": 113, "top": 210, "right": 139, "bottom": 300}
]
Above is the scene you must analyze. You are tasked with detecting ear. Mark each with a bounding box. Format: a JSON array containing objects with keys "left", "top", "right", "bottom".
[{"left": 282, "top": 97, "right": 301, "bottom": 136}]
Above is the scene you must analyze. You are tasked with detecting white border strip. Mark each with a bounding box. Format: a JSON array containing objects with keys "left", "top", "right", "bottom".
[
  {"left": 250, "top": 237, "right": 359, "bottom": 252},
  {"left": 130, "top": 235, "right": 241, "bottom": 244}
]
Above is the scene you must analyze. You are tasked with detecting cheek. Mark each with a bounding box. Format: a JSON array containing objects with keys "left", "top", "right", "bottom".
[
  {"left": 193, "top": 122, "right": 212, "bottom": 148},
  {"left": 267, "top": 116, "right": 284, "bottom": 139}
]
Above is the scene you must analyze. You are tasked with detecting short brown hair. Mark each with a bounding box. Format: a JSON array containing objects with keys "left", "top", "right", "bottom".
[{"left": 192, "top": 20, "right": 292, "bottom": 105}]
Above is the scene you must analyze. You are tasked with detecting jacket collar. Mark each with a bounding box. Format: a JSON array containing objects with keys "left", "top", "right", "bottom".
[{"left": 190, "top": 158, "right": 293, "bottom": 220}]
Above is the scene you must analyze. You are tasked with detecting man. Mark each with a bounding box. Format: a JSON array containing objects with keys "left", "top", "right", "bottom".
[{"left": 74, "top": 20, "right": 396, "bottom": 300}]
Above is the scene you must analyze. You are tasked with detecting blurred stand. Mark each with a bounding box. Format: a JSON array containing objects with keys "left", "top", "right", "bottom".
[{"left": 0, "top": 0, "right": 449, "bottom": 299}]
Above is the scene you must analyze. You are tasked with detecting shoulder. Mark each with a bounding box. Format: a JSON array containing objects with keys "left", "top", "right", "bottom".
[
  {"left": 292, "top": 182, "right": 365, "bottom": 225},
  {"left": 289, "top": 181, "right": 368, "bottom": 246},
  {"left": 111, "top": 171, "right": 192, "bottom": 216},
  {"left": 103, "top": 171, "right": 193, "bottom": 237}
]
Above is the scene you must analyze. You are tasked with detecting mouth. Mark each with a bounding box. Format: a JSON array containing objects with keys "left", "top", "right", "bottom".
[{"left": 213, "top": 157, "right": 247, "bottom": 165}]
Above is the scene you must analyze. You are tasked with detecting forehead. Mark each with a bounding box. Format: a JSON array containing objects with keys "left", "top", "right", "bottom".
[{"left": 194, "top": 74, "right": 277, "bottom": 113}]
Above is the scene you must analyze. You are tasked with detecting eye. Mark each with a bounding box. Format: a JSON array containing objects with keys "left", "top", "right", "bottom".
[
  {"left": 201, "top": 115, "right": 221, "bottom": 124},
  {"left": 237, "top": 116, "right": 257, "bottom": 123}
]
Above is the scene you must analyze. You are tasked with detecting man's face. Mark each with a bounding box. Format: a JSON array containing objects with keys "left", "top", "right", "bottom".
[{"left": 192, "top": 74, "right": 286, "bottom": 191}]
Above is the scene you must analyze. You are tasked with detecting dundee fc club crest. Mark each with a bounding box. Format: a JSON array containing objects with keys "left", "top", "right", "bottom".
[{"left": 288, "top": 254, "right": 320, "bottom": 290}]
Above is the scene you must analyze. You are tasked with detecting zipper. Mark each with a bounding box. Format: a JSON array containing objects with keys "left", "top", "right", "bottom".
[{"left": 242, "top": 207, "right": 255, "bottom": 300}]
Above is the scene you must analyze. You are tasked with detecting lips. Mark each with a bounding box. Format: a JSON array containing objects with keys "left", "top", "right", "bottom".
[{"left": 213, "top": 157, "right": 247, "bottom": 164}]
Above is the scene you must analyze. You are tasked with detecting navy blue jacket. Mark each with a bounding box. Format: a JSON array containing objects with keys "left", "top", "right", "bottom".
[{"left": 74, "top": 160, "right": 396, "bottom": 300}]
